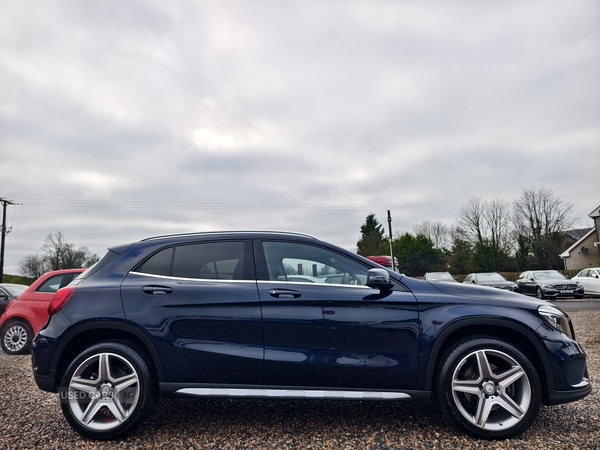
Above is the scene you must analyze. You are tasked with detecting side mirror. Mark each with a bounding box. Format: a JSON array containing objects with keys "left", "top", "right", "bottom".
[
  {"left": 366, "top": 268, "right": 394, "bottom": 290},
  {"left": 0, "top": 293, "right": 7, "bottom": 300}
]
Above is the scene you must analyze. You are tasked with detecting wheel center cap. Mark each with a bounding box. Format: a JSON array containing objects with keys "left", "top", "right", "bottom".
[
  {"left": 100, "top": 384, "right": 113, "bottom": 397},
  {"left": 482, "top": 381, "right": 496, "bottom": 395}
]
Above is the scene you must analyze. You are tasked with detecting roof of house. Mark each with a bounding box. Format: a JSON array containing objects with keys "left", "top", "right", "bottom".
[
  {"left": 562, "top": 227, "right": 593, "bottom": 242},
  {"left": 560, "top": 228, "right": 596, "bottom": 258}
]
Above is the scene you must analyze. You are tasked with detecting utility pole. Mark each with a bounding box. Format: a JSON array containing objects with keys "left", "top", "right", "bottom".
[
  {"left": 0, "top": 197, "right": 16, "bottom": 282},
  {"left": 387, "top": 210, "right": 395, "bottom": 272}
]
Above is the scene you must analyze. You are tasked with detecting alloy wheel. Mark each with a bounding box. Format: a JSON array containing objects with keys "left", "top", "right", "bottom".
[
  {"left": 451, "top": 348, "right": 531, "bottom": 431},
  {"left": 66, "top": 352, "right": 141, "bottom": 431}
]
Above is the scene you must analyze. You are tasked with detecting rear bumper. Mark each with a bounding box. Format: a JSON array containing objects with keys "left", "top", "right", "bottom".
[{"left": 33, "top": 371, "right": 58, "bottom": 393}]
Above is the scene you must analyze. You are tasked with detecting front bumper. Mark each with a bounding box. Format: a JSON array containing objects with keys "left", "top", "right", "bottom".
[
  {"left": 546, "top": 381, "right": 592, "bottom": 406},
  {"left": 542, "top": 285, "right": 585, "bottom": 298}
]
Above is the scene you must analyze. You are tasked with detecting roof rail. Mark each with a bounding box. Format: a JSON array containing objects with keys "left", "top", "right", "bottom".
[{"left": 141, "top": 230, "right": 319, "bottom": 242}]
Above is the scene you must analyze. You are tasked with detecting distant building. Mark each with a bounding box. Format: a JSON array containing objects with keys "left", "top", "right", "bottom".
[{"left": 560, "top": 205, "right": 600, "bottom": 270}]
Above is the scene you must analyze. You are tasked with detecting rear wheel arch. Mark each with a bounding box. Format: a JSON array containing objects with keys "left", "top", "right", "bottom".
[
  {"left": 424, "top": 320, "right": 552, "bottom": 398},
  {"left": 51, "top": 322, "right": 165, "bottom": 392}
]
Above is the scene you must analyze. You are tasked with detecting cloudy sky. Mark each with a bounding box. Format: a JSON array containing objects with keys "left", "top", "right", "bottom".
[{"left": 1, "top": 1, "right": 599, "bottom": 274}]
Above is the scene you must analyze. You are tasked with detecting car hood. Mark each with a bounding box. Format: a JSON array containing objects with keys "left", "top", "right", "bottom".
[
  {"left": 478, "top": 280, "right": 517, "bottom": 286},
  {"left": 535, "top": 278, "right": 576, "bottom": 284},
  {"left": 424, "top": 280, "right": 542, "bottom": 305}
]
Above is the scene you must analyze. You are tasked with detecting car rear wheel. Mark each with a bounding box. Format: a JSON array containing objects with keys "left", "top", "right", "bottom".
[
  {"left": 435, "top": 336, "right": 541, "bottom": 440},
  {"left": 59, "top": 341, "right": 159, "bottom": 440},
  {"left": 1, "top": 320, "right": 33, "bottom": 355}
]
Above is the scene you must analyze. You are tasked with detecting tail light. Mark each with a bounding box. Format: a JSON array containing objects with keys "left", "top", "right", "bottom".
[{"left": 48, "top": 285, "right": 77, "bottom": 316}]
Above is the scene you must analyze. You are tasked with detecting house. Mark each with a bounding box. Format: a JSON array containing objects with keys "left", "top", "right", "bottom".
[{"left": 560, "top": 205, "right": 600, "bottom": 270}]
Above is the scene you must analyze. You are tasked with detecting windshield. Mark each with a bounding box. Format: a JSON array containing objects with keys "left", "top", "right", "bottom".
[
  {"left": 477, "top": 273, "right": 506, "bottom": 281},
  {"left": 2, "top": 284, "right": 28, "bottom": 296},
  {"left": 428, "top": 272, "right": 454, "bottom": 280},
  {"left": 533, "top": 270, "right": 565, "bottom": 280}
]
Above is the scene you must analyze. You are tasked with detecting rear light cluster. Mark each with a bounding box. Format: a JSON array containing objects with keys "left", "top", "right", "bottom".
[{"left": 48, "top": 285, "right": 77, "bottom": 316}]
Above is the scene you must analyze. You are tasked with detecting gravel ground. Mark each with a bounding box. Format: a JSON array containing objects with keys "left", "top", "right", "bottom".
[{"left": 1, "top": 311, "right": 598, "bottom": 450}]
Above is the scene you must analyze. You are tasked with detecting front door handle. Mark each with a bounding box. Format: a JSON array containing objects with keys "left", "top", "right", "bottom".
[
  {"left": 269, "top": 289, "right": 302, "bottom": 298},
  {"left": 142, "top": 285, "right": 173, "bottom": 295}
]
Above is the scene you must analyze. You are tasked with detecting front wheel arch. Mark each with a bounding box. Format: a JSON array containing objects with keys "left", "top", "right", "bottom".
[{"left": 423, "top": 320, "right": 552, "bottom": 398}]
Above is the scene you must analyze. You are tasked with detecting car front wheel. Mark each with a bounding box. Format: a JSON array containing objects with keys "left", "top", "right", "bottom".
[
  {"left": 59, "top": 341, "right": 158, "bottom": 440},
  {"left": 435, "top": 336, "right": 541, "bottom": 440},
  {"left": 536, "top": 287, "right": 545, "bottom": 300},
  {"left": 1, "top": 320, "right": 33, "bottom": 355}
]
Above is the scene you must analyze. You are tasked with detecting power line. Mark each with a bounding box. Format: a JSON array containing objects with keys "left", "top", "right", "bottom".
[{"left": 10, "top": 197, "right": 600, "bottom": 212}]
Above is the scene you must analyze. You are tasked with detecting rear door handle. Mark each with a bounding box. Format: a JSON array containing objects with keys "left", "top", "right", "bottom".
[
  {"left": 142, "top": 285, "right": 173, "bottom": 295},
  {"left": 269, "top": 289, "right": 302, "bottom": 298}
]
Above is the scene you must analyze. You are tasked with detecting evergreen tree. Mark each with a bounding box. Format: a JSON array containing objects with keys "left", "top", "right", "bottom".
[
  {"left": 393, "top": 232, "right": 443, "bottom": 276},
  {"left": 356, "top": 213, "right": 386, "bottom": 256}
]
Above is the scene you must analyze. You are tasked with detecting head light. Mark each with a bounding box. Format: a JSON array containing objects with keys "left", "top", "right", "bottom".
[{"left": 538, "top": 304, "right": 574, "bottom": 339}]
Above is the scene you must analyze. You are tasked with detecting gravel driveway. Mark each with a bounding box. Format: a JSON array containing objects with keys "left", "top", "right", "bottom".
[{"left": 1, "top": 310, "right": 598, "bottom": 449}]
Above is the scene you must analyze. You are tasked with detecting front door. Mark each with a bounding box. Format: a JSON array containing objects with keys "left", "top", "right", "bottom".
[{"left": 254, "top": 240, "right": 420, "bottom": 390}]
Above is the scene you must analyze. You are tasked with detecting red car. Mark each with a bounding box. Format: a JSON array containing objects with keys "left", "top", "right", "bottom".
[{"left": 0, "top": 269, "right": 84, "bottom": 355}]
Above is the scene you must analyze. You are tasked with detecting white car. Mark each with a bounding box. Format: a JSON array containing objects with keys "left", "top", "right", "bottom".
[{"left": 572, "top": 268, "right": 600, "bottom": 295}]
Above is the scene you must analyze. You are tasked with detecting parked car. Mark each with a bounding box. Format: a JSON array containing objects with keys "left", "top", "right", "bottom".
[
  {"left": 0, "top": 269, "right": 84, "bottom": 355},
  {"left": 0, "top": 283, "right": 28, "bottom": 315},
  {"left": 572, "top": 268, "right": 600, "bottom": 295},
  {"left": 366, "top": 255, "right": 399, "bottom": 269},
  {"left": 516, "top": 270, "right": 584, "bottom": 300},
  {"left": 463, "top": 272, "right": 519, "bottom": 292},
  {"left": 31, "top": 231, "right": 590, "bottom": 441},
  {"left": 423, "top": 271, "right": 458, "bottom": 282}
]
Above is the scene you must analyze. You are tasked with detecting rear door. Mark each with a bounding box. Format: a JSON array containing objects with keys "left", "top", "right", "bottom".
[
  {"left": 254, "top": 239, "right": 420, "bottom": 390},
  {"left": 121, "top": 239, "right": 263, "bottom": 385}
]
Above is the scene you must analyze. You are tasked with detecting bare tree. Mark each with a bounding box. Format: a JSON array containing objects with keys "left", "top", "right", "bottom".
[
  {"left": 19, "top": 232, "right": 99, "bottom": 275},
  {"left": 413, "top": 221, "right": 451, "bottom": 250},
  {"left": 512, "top": 187, "right": 577, "bottom": 269},
  {"left": 456, "top": 196, "right": 512, "bottom": 271},
  {"left": 42, "top": 231, "right": 70, "bottom": 270},
  {"left": 18, "top": 254, "right": 49, "bottom": 279}
]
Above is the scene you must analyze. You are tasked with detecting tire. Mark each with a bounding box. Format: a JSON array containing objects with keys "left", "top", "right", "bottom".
[
  {"left": 1, "top": 320, "right": 33, "bottom": 355},
  {"left": 435, "top": 336, "right": 541, "bottom": 440},
  {"left": 535, "top": 287, "right": 545, "bottom": 300},
  {"left": 59, "top": 341, "right": 159, "bottom": 440}
]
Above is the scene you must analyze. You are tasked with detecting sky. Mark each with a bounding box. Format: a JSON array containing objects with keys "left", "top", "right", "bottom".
[{"left": 1, "top": 0, "right": 599, "bottom": 275}]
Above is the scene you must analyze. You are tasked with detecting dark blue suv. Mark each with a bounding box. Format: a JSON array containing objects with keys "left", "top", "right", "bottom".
[{"left": 32, "top": 231, "right": 591, "bottom": 440}]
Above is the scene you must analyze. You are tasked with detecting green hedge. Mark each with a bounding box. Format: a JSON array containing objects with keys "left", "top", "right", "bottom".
[{"left": 2, "top": 274, "right": 34, "bottom": 285}]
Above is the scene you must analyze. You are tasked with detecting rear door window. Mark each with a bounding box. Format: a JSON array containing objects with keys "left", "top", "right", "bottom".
[{"left": 135, "top": 241, "right": 250, "bottom": 281}]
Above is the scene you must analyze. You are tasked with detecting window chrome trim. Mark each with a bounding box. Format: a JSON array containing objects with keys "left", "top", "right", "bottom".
[
  {"left": 128, "top": 271, "right": 256, "bottom": 283},
  {"left": 258, "top": 280, "right": 371, "bottom": 289},
  {"left": 175, "top": 387, "right": 411, "bottom": 400}
]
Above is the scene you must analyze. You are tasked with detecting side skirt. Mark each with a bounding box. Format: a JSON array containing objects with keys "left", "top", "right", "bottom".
[{"left": 160, "top": 383, "right": 431, "bottom": 402}]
